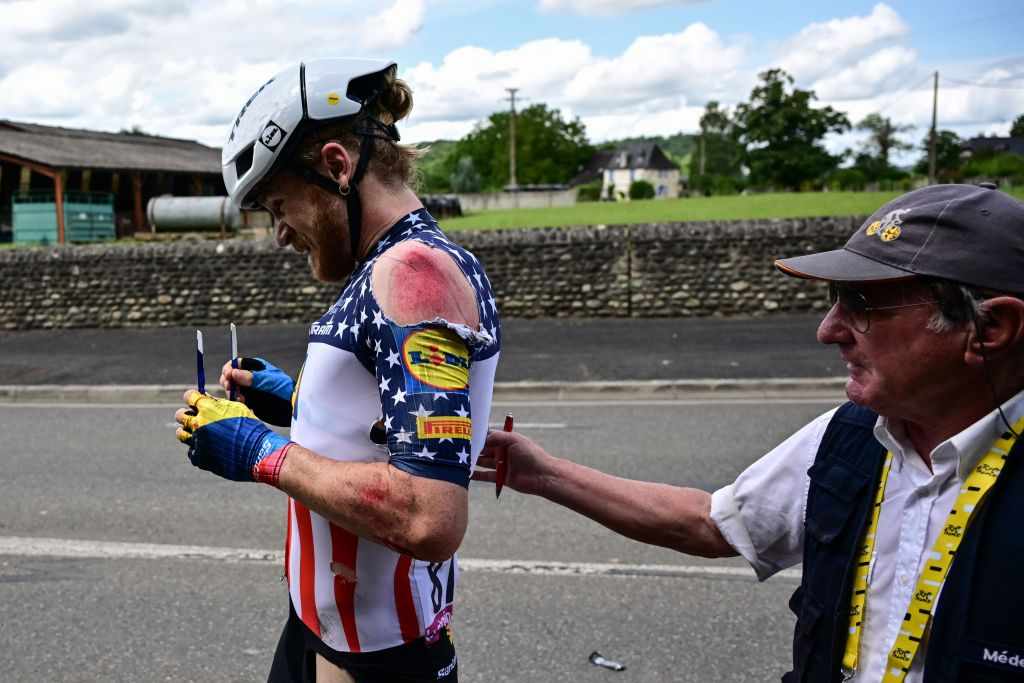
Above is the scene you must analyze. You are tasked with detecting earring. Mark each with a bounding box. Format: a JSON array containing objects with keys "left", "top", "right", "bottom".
[{"left": 338, "top": 183, "right": 350, "bottom": 197}]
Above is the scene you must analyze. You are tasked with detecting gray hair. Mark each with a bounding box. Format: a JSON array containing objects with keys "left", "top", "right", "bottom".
[{"left": 925, "top": 280, "right": 990, "bottom": 333}]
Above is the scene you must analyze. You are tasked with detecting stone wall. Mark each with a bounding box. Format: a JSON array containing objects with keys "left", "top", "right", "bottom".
[
  {"left": 0, "top": 216, "right": 862, "bottom": 329},
  {"left": 456, "top": 188, "right": 578, "bottom": 212}
]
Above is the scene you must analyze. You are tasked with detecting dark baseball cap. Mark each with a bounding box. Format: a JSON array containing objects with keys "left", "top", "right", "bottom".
[{"left": 775, "top": 184, "right": 1024, "bottom": 293}]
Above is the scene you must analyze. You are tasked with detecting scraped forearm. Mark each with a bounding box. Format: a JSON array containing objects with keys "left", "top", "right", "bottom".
[{"left": 276, "top": 445, "right": 465, "bottom": 561}]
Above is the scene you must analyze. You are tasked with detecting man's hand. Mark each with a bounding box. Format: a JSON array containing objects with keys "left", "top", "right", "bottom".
[
  {"left": 219, "top": 357, "right": 294, "bottom": 427},
  {"left": 175, "top": 390, "right": 291, "bottom": 484},
  {"left": 472, "top": 430, "right": 555, "bottom": 497}
]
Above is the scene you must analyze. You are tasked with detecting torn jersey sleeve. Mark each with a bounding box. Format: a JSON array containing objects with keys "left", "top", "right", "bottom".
[{"left": 370, "top": 318, "right": 486, "bottom": 488}]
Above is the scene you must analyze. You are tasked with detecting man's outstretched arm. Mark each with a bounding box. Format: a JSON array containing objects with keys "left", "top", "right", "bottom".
[{"left": 475, "top": 431, "right": 737, "bottom": 558}]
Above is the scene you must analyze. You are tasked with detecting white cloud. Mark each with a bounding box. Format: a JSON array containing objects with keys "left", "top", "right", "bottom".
[
  {"left": 812, "top": 45, "right": 918, "bottom": 101},
  {"left": 0, "top": 1, "right": 422, "bottom": 142},
  {"left": 565, "top": 23, "right": 745, "bottom": 111},
  {"left": 362, "top": 0, "right": 426, "bottom": 50},
  {"left": 404, "top": 38, "right": 597, "bottom": 124},
  {"left": 776, "top": 3, "right": 908, "bottom": 85},
  {"left": 401, "top": 22, "right": 745, "bottom": 140},
  {"left": 539, "top": 0, "right": 706, "bottom": 15},
  {"left": 1, "top": 0, "right": 1019, "bottom": 158}
]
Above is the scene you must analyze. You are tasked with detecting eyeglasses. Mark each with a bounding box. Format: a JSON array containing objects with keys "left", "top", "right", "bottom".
[{"left": 827, "top": 283, "right": 938, "bottom": 333}]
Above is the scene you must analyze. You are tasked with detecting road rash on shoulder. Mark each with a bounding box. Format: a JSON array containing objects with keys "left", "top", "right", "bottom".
[{"left": 371, "top": 240, "right": 480, "bottom": 328}]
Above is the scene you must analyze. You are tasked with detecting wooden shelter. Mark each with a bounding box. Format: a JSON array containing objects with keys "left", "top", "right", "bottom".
[{"left": 0, "top": 120, "right": 223, "bottom": 243}]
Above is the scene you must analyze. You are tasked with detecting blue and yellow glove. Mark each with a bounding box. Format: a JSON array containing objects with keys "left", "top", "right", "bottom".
[
  {"left": 175, "top": 390, "right": 292, "bottom": 485},
  {"left": 231, "top": 357, "right": 295, "bottom": 427}
]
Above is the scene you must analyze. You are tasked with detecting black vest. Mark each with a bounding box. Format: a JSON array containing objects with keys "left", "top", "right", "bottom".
[{"left": 784, "top": 402, "right": 1024, "bottom": 682}]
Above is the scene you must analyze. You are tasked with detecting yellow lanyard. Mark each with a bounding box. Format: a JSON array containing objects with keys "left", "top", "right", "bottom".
[{"left": 841, "top": 416, "right": 1024, "bottom": 681}]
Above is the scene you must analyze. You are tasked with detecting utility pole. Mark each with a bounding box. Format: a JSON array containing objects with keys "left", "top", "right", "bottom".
[
  {"left": 928, "top": 70, "right": 939, "bottom": 185},
  {"left": 699, "top": 133, "right": 706, "bottom": 177},
  {"left": 505, "top": 88, "right": 519, "bottom": 192}
]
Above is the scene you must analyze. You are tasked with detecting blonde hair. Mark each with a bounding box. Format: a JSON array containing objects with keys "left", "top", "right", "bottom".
[{"left": 296, "top": 66, "right": 421, "bottom": 188}]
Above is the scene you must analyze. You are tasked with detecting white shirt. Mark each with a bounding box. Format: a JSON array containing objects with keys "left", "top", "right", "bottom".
[{"left": 711, "top": 390, "right": 1024, "bottom": 682}]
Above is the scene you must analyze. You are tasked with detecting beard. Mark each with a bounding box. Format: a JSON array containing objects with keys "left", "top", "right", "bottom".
[{"left": 308, "top": 196, "right": 356, "bottom": 283}]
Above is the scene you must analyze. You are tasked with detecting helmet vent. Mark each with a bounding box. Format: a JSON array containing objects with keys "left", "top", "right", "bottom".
[{"left": 234, "top": 143, "right": 255, "bottom": 178}]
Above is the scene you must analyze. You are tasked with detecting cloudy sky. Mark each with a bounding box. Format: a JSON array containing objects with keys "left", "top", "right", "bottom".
[{"left": 2, "top": 0, "right": 1022, "bottom": 163}]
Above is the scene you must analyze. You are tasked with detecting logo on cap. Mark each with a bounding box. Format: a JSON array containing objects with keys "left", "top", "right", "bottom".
[
  {"left": 873, "top": 209, "right": 907, "bottom": 243},
  {"left": 881, "top": 225, "right": 902, "bottom": 241}
]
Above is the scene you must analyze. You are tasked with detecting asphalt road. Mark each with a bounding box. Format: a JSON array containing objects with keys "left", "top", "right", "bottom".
[
  {"left": 0, "top": 397, "right": 838, "bottom": 682},
  {"left": 0, "top": 315, "right": 842, "bottom": 386}
]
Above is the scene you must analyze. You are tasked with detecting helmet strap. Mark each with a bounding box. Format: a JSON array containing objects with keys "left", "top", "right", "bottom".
[
  {"left": 292, "top": 114, "right": 399, "bottom": 265},
  {"left": 345, "top": 133, "right": 375, "bottom": 263}
]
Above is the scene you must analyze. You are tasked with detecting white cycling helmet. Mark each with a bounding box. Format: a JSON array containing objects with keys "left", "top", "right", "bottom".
[{"left": 222, "top": 58, "right": 401, "bottom": 261}]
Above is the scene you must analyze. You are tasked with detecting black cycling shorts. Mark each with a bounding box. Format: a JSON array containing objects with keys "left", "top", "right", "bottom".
[{"left": 267, "top": 602, "right": 458, "bottom": 683}]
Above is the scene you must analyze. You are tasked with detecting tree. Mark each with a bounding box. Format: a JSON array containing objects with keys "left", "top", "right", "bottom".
[
  {"left": 688, "top": 101, "right": 744, "bottom": 195},
  {"left": 449, "top": 156, "right": 481, "bottom": 193},
  {"left": 1011, "top": 114, "right": 1024, "bottom": 139},
  {"left": 443, "top": 103, "right": 593, "bottom": 191},
  {"left": 913, "top": 130, "right": 963, "bottom": 181},
  {"left": 855, "top": 113, "right": 913, "bottom": 181},
  {"left": 416, "top": 140, "right": 457, "bottom": 193},
  {"left": 733, "top": 69, "right": 850, "bottom": 191}
]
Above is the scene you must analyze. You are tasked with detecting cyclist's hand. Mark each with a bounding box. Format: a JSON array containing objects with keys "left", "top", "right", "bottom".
[
  {"left": 219, "top": 357, "right": 294, "bottom": 427},
  {"left": 174, "top": 390, "right": 290, "bottom": 483},
  {"left": 472, "top": 430, "right": 553, "bottom": 496}
]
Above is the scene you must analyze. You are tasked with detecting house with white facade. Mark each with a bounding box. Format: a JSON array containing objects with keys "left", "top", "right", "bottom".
[{"left": 579, "top": 142, "right": 681, "bottom": 200}]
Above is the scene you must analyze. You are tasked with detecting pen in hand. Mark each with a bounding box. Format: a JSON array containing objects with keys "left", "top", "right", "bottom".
[
  {"left": 196, "top": 330, "right": 206, "bottom": 395},
  {"left": 496, "top": 414, "right": 513, "bottom": 499},
  {"left": 229, "top": 322, "right": 238, "bottom": 401}
]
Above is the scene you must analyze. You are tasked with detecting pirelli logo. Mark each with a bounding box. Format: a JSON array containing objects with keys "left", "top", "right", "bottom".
[{"left": 417, "top": 416, "right": 472, "bottom": 440}]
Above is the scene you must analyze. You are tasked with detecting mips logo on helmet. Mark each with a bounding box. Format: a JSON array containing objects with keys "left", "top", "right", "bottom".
[{"left": 260, "top": 121, "right": 287, "bottom": 151}]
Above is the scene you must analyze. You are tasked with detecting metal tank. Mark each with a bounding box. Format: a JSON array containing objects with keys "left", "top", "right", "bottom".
[{"left": 146, "top": 196, "right": 240, "bottom": 236}]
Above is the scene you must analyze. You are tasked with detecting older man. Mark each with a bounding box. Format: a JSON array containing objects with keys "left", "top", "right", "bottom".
[
  {"left": 477, "top": 184, "right": 1024, "bottom": 682},
  {"left": 174, "top": 59, "right": 501, "bottom": 683}
]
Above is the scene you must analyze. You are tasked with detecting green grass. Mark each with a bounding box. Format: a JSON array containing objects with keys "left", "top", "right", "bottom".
[{"left": 442, "top": 188, "right": 1024, "bottom": 231}]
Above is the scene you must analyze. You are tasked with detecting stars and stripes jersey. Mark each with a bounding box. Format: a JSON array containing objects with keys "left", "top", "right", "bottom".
[{"left": 285, "top": 208, "right": 501, "bottom": 654}]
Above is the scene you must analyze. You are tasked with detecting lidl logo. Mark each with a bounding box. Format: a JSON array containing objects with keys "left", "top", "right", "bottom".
[
  {"left": 417, "top": 416, "right": 472, "bottom": 440},
  {"left": 260, "top": 120, "right": 286, "bottom": 151},
  {"left": 403, "top": 328, "right": 470, "bottom": 390}
]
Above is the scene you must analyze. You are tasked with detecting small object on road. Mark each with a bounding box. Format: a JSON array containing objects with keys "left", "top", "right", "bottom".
[
  {"left": 196, "top": 330, "right": 206, "bottom": 395},
  {"left": 589, "top": 651, "right": 626, "bottom": 671},
  {"left": 496, "top": 414, "right": 513, "bottom": 499},
  {"left": 229, "top": 322, "right": 238, "bottom": 401}
]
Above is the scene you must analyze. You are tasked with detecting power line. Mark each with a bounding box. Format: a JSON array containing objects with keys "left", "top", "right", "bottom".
[
  {"left": 941, "top": 75, "right": 1024, "bottom": 92},
  {"left": 872, "top": 72, "right": 937, "bottom": 116}
]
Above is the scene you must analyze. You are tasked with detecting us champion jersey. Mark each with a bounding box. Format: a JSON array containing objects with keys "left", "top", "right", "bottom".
[{"left": 286, "top": 208, "right": 501, "bottom": 653}]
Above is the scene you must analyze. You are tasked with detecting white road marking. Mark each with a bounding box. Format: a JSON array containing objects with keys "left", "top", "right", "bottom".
[
  {"left": 488, "top": 422, "right": 567, "bottom": 429},
  {"left": 0, "top": 403, "right": 182, "bottom": 408},
  {"left": 493, "top": 398, "right": 842, "bottom": 407},
  {"left": 2, "top": 398, "right": 841, "bottom": 410},
  {"left": 0, "top": 536, "right": 801, "bottom": 582}
]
